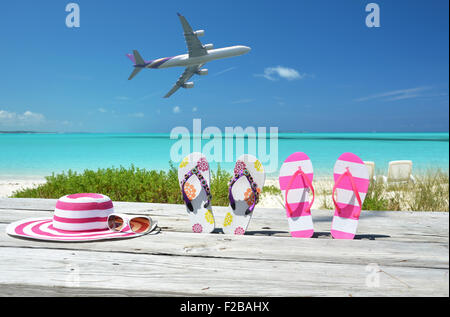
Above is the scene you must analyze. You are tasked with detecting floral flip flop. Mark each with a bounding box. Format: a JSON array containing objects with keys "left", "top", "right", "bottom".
[
  {"left": 223, "top": 154, "right": 266, "bottom": 235},
  {"left": 178, "top": 152, "right": 215, "bottom": 233}
]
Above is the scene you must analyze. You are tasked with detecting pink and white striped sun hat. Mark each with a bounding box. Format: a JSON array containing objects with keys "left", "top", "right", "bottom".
[{"left": 6, "top": 193, "right": 143, "bottom": 242}]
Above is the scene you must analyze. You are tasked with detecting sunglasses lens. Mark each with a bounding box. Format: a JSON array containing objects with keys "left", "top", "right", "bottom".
[
  {"left": 130, "top": 217, "right": 151, "bottom": 233},
  {"left": 108, "top": 215, "right": 124, "bottom": 231}
]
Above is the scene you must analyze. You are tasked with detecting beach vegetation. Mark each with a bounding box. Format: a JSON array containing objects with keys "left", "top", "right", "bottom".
[
  {"left": 12, "top": 164, "right": 279, "bottom": 207},
  {"left": 11, "top": 166, "right": 449, "bottom": 212},
  {"left": 359, "top": 169, "right": 448, "bottom": 212}
]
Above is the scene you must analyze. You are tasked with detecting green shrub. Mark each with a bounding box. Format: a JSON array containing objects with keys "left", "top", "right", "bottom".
[
  {"left": 12, "top": 163, "right": 236, "bottom": 206},
  {"left": 397, "top": 169, "right": 449, "bottom": 212},
  {"left": 210, "top": 165, "right": 233, "bottom": 206},
  {"left": 362, "top": 169, "right": 448, "bottom": 212},
  {"left": 317, "top": 169, "right": 449, "bottom": 212},
  {"left": 12, "top": 166, "right": 449, "bottom": 212},
  {"left": 261, "top": 185, "right": 281, "bottom": 196},
  {"left": 362, "top": 178, "right": 391, "bottom": 211}
]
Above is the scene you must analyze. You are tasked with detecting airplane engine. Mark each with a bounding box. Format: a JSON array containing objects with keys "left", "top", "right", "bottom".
[
  {"left": 197, "top": 69, "right": 208, "bottom": 76},
  {"left": 182, "top": 82, "right": 194, "bottom": 89},
  {"left": 194, "top": 30, "right": 205, "bottom": 37},
  {"left": 203, "top": 43, "right": 214, "bottom": 50}
]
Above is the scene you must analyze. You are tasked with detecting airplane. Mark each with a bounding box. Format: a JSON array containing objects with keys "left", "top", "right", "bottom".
[{"left": 126, "top": 13, "right": 251, "bottom": 98}]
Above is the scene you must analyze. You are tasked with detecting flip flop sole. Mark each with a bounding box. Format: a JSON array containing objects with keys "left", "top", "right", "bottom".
[
  {"left": 178, "top": 152, "right": 215, "bottom": 233},
  {"left": 331, "top": 152, "right": 370, "bottom": 239},
  {"left": 223, "top": 154, "right": 266, "bottom": 235},
  {"left": 279, "top": 152, "right": 314, "bottom": 238}
]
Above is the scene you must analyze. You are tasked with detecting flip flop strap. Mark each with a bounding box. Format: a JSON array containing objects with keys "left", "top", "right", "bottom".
[
  {"left": 228, "top": 168, "right": 260, "bottom": 215},
  {"left": 332, "top": 167, "right": 363, "bottom": 218},
  {"left": 181, "top": 166, "right": 212, "bottom": 212},
  {"left": 285, "top": 166, "right": 315, "bottom": 216}
]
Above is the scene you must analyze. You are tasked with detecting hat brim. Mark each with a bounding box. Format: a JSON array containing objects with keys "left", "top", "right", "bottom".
[{"left": 6, "top": 217, "right": 143, "bottom": 242}]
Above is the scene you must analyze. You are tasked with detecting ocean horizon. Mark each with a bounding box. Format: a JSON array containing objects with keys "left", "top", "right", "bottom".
[{"left": 0, "top": 132, "right": 448, "bottom": 180}]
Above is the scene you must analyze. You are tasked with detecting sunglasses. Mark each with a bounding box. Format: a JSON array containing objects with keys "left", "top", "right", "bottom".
[{"left": 107, "top": 213, "right": 157, "bottom": 234}]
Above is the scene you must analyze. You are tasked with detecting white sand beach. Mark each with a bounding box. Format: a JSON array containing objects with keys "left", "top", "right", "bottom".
[
  {"left": 259, "top": 177, "right": 335, "bottom": 210},
  {"left": 0, "top": 179, "right": 47, "bottom": 198}
]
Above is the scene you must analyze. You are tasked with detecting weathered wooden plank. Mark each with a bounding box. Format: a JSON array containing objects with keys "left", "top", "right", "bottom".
[
  {"left": 0, "top": 224, "right": 448, "bottom": 269},
  {"left": 1, "top": 201, "right": 448, "bottom": 243},
  {"left": 2, "top": 198, "right": 449, "bottom": 220},
  {"left": 0, "top": 198, "right": 448, "bottom": 297},
  {"left": 0, "top": 284, "right": 185, "bottom": 297},
  {"left": 0, "top": 247, "right": 447, "bottom": 297}
]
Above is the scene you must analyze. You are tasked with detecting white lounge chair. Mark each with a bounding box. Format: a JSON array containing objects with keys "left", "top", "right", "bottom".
[
  {"left": 364, "top": 161, "right": 376, "bottom": 181},
  {"left": 382, "top": 160, "right": 416, "bottom": 184}
]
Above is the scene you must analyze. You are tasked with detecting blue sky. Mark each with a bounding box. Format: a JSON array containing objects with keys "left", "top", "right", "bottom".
[{"left": 0, "top": 0, "right": 448, "bottom": 133}]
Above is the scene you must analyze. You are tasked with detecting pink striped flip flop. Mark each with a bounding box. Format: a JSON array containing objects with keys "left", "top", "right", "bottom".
[
  {"left": 331, "top": 152, "right": 370, "bottom": 239},
  {"left": 279, "top": 152, "right": 315, "bottom": 238}
]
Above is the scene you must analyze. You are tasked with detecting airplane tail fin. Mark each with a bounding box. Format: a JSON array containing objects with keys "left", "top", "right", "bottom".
[
  {"left": 132, "top": 50, "right": 145, "bottom": 65},
  {"left": 126, "top": 53, "right": 136, "bottom": 64},
  {"left": 126, "top": 50, "right": 146, "bottom": 80},
  {"left": 126, "top": 50, "right": 146, "bottom": 65}
]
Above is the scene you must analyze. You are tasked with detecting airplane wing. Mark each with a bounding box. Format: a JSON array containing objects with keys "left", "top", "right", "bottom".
[
  {"left": 177, "top": 13, "right": 207, "bottom": 58},
  {"left": 163, "top": 65, "right": 203, "bottom": 98}
]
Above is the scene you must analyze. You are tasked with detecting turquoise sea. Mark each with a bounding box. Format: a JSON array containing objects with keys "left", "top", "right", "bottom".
[{"left": 0, "top": 133, "right": 448, "bottom": 179}]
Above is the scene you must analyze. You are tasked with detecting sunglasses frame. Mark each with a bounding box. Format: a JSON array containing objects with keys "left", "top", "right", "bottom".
[{"left": 107, "top": 213, "right": 158, "bottom": 234}]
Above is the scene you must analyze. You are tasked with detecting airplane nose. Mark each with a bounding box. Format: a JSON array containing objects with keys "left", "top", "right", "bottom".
[{"left": 240, "top": 46, "right": 251, "bottom": 54}]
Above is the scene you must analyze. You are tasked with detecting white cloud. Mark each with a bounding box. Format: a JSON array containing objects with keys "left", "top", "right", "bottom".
[
  {"left": 98, "top": 108, "right": 107, "bottom": 113},
  {"left": 257, "top": 66, "right": 305, "bottom": 81},
  {"left": 192, "top": 107, "right": 198, "bottom": 112},
  {"left": 0, "top": 110, "right": 46, "bottom": 129},
  {"left": 231, "top": 98, "right": 254, "bottom": 104},
  {"left": 0, "top": 110, "right": 15, "bottom": 120},
  {"left": 173, "top": 106, "right": 181, "bottom": 114},
  {"left": 129, "top": 112, "right": 144, "bottom": 118},
  {"left": 355, "top": 86, "right": 431, "bottom": 102},
  {"left": 0, "top": 110, "right": 45, "bottom": 123},
  {"left": 22, "top": 111, "right": 45, "bottom": 121}
]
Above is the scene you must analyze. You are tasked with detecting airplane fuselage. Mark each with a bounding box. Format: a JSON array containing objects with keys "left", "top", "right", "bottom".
[
  {"left": 127, "top": 13, "right": 251, "bottom": 97},
  {"left": 142, "top": 45, "right": 250, "bottom": 69}
]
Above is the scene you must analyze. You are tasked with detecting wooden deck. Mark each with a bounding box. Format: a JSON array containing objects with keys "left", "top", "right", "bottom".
[{"left": 0, "top": 198, "right": 448, "bottom": 297}]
